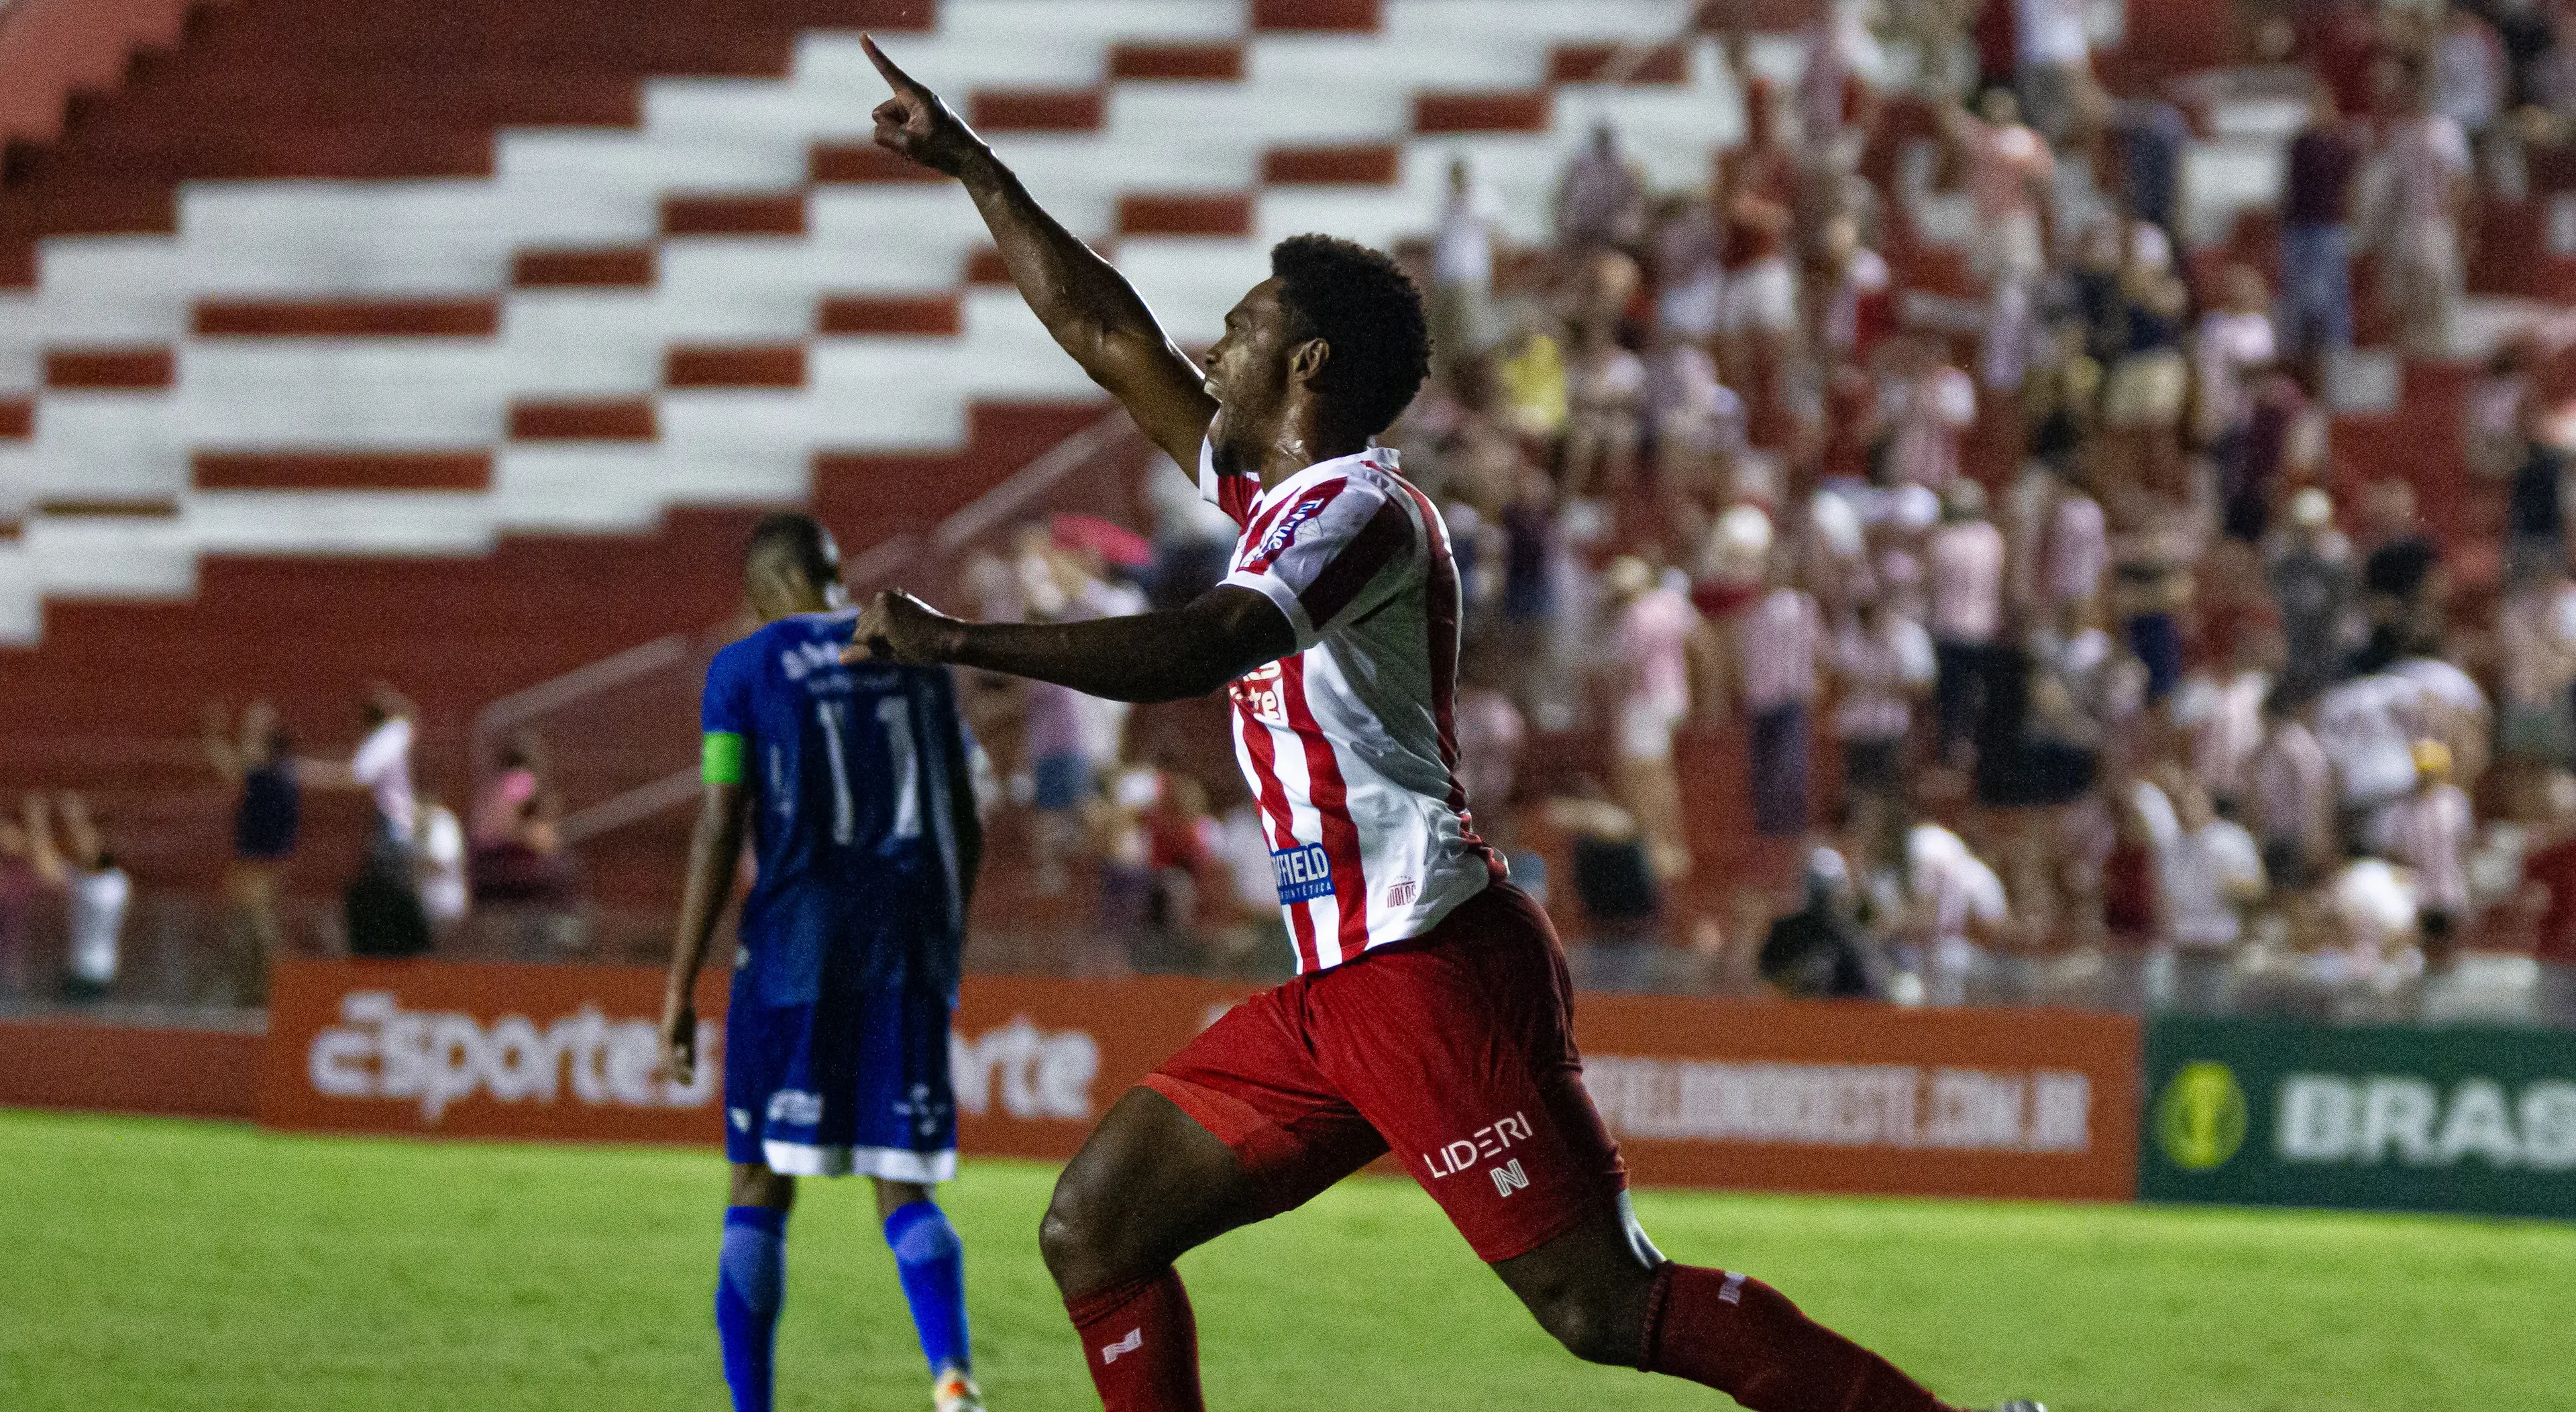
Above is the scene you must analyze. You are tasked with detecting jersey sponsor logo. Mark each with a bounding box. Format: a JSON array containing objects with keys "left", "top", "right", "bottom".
[
  {"left": 1271, "top": 841, "right": 1336, "bottom": 904},
  {"left": 1385, "top": 879, "right": 1418, "bottom": 907},
  {"left": 1229, "top": 659, "right": 1288, "bottom": 728},
  {"left": 1489, "top": 1158, "right": 1529, "bottom": 1197},
  {"left": 1243, "top": 492, "right": 1332, "bottom": 573},
  {"left": 1101, "top": 1328, "right": 1144, "bottom": 1364},
  {"left": 1423, "top": 1109, "right": 1533, "bottom": 1180}
]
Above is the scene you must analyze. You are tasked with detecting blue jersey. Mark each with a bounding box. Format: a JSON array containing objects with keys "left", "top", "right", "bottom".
[{"left": 700, "top": 610, "right": 971, "bottom": 989}]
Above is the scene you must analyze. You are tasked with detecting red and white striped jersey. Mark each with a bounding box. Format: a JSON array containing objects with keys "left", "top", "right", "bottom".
[{"left": 1201, "top": 440, "right": 1501, "bottom": 972}]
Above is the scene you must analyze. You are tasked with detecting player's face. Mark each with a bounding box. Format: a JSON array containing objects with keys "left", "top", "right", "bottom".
[{"left": 1203, "top": 278, "right": 1295, "bottom": 469}]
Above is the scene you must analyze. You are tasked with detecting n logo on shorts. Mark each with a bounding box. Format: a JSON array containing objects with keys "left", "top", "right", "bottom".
[
  {"left": 1102, "top": 1328, "right": 1143, "bottom": 1364},
  {"left": 1490, "top": 1159, "right": 1529, "bottom": 1197}
]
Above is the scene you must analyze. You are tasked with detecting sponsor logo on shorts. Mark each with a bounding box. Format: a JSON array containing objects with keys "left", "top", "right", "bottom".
[
  {"left": 1489, "top": 1159, "right": 1529, "bottom": 1197},
  {"left": 1271, "top": 842, "right": 1336, "bottom": 904},
  {"left": 767, "top": 1089, "right": 824, "bottom": 1128},
  {"left": 729, "top": 1108, "right": 752, "bottom": 1132},
  {"left": 1101, "top": 1328, "right": 1143, "bottom": 1364},
  {"left": 1423, "top": 1110, "right": 1533, "bottom": 1180},
  {"left": 1719, "top": 1272, "right": 1746, "bottom": 1305}
]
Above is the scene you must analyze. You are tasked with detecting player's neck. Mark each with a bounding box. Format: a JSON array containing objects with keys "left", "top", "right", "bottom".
[{"left": 1248, "top": 414, "right": 1372, "bottom": 493}]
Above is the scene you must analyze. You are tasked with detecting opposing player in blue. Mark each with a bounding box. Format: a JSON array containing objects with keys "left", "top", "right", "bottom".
[{"left": 660, "top": 512, "right": 987, "bottom": 1412}]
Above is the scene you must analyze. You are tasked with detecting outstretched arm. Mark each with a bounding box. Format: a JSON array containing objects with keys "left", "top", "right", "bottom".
[
  {"left": 848, "top": 585, "right": 1295, "bottom": 705},
  {"left": 862, "top": 36, "right": 1216, "bottom": 470}
]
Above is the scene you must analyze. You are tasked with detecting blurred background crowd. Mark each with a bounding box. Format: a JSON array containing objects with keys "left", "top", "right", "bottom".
[
  {"left": 11, "top": 0, "right": 2576, "bottom": 1030},
  {"left": 922, "top": 0, "right": 2576, "bottom": 1027}
]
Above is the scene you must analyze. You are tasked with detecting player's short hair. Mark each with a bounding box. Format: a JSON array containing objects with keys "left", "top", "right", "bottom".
[
  {"left": 743, "top": 512, "right": 839, "bottom": 588},
  {"left": 1269, "top": 233, "right": 1430, "bottom": 439}
]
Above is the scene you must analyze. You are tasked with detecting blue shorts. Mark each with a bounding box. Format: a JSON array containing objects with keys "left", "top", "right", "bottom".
[{"left": 725, "top": 976, "right": 959, "bottom": 1180}]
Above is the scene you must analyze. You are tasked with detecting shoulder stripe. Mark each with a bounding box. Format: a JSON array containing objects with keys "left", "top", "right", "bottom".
[{"left": 1297, "top": 498, "right": 1416, "bottom": 631}]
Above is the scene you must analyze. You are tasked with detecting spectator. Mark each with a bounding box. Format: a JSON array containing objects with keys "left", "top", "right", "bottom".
[
  {"left": 2376, "top": 738, "right": 2475, "bottom": 966},
  {"left": 469, "top": 730, "right": 545, "bottom": 851},
  {"left": 2233, "top": 358, "right": 2329, "bottom": 545},
  {"left": 325, "top": 684, "right": 429, "bottom": 959},
  {"left": 415, "top": 796, "right": 469, "bottom": 932},
  {"left": 1929, "top": 479, "right": 2007, "bottom": 760},
  {"left": 2358, "top": 478, "right": 2443, "bottom": 642},
  {"left": 2277, "top": 84, "right": 2363, "bottom": 360},
  {"left": 1562, "top": 316, "right": 1647, "bottom": 498},
  {"left": 2100, "top": 223, "right": 2193, "bottom": 493},
  {"left": 0, "top": 800, "right": 44, "bottom": 997},
  {"left": 2195, "top": 267, "right": 2279, "bottom": 536},
  {"left": 2317, "top": 666, "right": 2425, "bottom": 833},
  {"left": 1715, "top": 73, "right": 1803, "bottom": 421},
  {"left": 2108, "top": 93, "right": 2189, "bottom": 249},
  {"left": 1544, "top": 783, "right": 1665, "bottom": 989},
  {"left": 1945, "top": 88, "right": 2055, "bottom": 389},
  {"left": 469, "top": 793, "right": 586, "bottom": 955},
  {"left": 2012, "top": 0, "right": 2097, "bottom": 144},
  {"left": 1737, "top": 553, "right": 1825, "bottom": 840},
  {"left": 2267, "top": 488, "right": 2359, "bottom": 701},
  {"left": 1829, "top": 594, "right": 1937, "bottom": 812},
  {"left": 1902, "top": 816, "right": 2010, "bottom": 1006},
  {"left": 2376, "top": 65, "right": 2473, "bottom": 357},
  {"left": 2497, "top": 557, "right": 2576, "bottom": 766},
  {"left": 2518, "top": 777, "right": 2576, "bottom": 1026},
  {"left": 1429, "top": 156, "right": 1498, "bottom": 379},
  {"left": 1649, "top": 192, "right": 1725, "bottom": 349},
  {"left": 1886, "top": 335, "right": 1979, "bottom": 491},
  {"left": 1604, "top": 556, "right": 1705, "bottom": 875},
  {"left": 1554, "top": 120, "right": 1645, "bottom": 252},
  {"left": 1759, "top": 848, "right": 1876, "bottom": 998},
  {"left": 1452, "top": 665, "right": 1527, "bottom": 824},
  {"left": 2135, "top": 771, "right": 2266, "bottom": 1013},
  {"left": 2245, "top": 690, "right": 2338, "bottom": 893},
  {"left": 201, "top": 700, "right": 298, "bottom": 1003},
  {"left": 25, "top": 794, "right": 127, "bottom": 1003}
]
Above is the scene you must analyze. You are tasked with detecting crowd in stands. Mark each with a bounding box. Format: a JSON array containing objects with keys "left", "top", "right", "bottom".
[{"left": 959, "top": 0, "right": 2576, "bottom": 1027}]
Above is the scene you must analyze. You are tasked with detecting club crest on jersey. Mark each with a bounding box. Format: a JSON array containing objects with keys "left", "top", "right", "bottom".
[
  {"left": 1270, "top": 842, "right": 1336, "bottom": 904},
  {"left": 1243, "top": 492, "right": 1332, "bottom": 573}
]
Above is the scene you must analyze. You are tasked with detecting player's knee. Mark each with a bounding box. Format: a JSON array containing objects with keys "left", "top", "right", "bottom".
[
  {"left": 1521, "top": 1279, "right": 1647, "bottom": 1368},
  {"left": 1037, "top": 1171, "right": 1114, "bottom": 1289}
]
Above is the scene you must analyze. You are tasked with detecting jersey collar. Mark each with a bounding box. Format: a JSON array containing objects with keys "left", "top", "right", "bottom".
[{"left": 1244, "top": 445, "right": 1399, "bottom": 519}]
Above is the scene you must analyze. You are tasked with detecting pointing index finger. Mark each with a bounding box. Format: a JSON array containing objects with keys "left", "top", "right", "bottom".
[{"left": 859, "top": 33, "right": 920, "bottom": 93}]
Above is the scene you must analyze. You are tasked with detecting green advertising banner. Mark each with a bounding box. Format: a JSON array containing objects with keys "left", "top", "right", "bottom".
[{"left": 2141, "top": 1016, "right": 2576, "bottom": 1218}]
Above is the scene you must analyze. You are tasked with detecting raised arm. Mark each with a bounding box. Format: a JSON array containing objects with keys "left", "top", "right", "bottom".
[
  {"left": 862, "top": 36, "right": 1216, "bottom": 470},
  {"left": 849, "top": 584, "right": 1294, "bottom": 705}
]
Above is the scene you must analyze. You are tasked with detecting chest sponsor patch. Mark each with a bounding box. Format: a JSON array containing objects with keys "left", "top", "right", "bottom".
[
  {"left": 1243, "top": 494, "right": 1330, "bottom": 573},
  {"left": 1271, "top": 842, "right": 1336, "bottom": 904}
]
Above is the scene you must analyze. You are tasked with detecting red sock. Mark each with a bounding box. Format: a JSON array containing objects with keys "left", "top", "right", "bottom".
[
  {"left": 1063, "top": 1268, "right": 1204, "bottom": 1412},
  {"left": 1639, "top": 1263, "right": 1953, "bottom": 1412}
]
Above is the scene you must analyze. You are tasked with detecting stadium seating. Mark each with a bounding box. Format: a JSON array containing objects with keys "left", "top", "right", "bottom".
[{"left": 0, "top": 0, "right": 2538, "bottom": 912}]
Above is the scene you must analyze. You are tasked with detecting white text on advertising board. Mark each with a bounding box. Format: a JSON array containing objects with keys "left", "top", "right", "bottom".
[
  {"left": 308, "top": 991, "right": 719, "bottom": 1122},
  {"left": 950, "top": 1016, "right": 1099, "bottom": 1121},
  {"left": 2275, "top": 1075, "right": 2576, "bottom": 1168},
  {"left": 1584, "top": 1058, "right": 2092, "bottom": 1152}
]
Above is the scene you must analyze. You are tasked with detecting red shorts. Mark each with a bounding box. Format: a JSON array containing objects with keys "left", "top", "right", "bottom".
[{"left": 1142, "top": 882, "right": 1627, "bottom": 1263}]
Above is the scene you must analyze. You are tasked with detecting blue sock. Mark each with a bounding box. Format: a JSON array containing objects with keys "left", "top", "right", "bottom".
[
  {"left": 883, "top": 1200, "right": 971, "bottom": 1374},
  {"left": 716, "top": 1206, "right": 788, "bottom": 1412}
]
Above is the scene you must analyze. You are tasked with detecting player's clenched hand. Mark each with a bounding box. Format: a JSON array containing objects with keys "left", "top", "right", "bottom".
[
  {"left": 861, "top": 34, "right": 983, "bottom": 178},
  {"left": 847, "top": 588, "right": 962, "bottom": 666},
  {"left": 658, "top": 989, "right": 696, "bottom": 1087}
]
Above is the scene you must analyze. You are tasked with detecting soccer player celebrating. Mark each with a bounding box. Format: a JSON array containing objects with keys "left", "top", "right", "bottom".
[
  {"left": 660, "top": 512, "right": 987, "bottom": 1412},
  {"left": 849, "top": 36, "right": 2041, "bottom": 1412}
]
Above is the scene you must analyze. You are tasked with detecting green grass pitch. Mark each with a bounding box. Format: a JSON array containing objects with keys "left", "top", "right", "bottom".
[{"left": 5, "top": 1110, "right": 2570, "bottom": 1411}]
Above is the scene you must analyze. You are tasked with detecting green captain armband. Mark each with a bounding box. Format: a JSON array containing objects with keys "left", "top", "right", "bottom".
[{"left": 701, "top": 731, "right": 747, "bottom": 785}]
